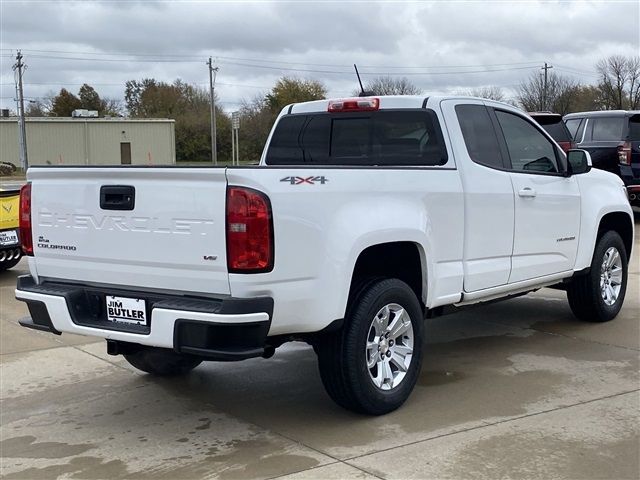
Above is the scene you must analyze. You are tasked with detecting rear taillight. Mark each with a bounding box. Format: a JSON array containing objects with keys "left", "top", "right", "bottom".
[
  {"left": 557, "top": 141, "right": 574, "bottom": 154},
  {"left": 618, "top": 142, "right": 632, "bottom": 165},
  {"left": 328, "top": 97, "right": 379, "bottom": 112},
  {"left": 19, "top": 183, "right": 33, "bottom": 256},
  {"left": 226, "top": 186, "right": 273, "bottom": 273}
]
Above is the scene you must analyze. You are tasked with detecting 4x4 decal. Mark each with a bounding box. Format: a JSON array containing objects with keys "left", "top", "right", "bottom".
[{"left": 280, "top": 176, "right": 329, "bottom": 185}]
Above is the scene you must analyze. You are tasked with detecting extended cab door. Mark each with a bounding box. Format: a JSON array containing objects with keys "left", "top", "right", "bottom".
[
  {"left": 491, "top": 108, "right": 581, "bottom": 283},
  {"left": 441, "top": 100, "right": 514, "bottom": 292}
]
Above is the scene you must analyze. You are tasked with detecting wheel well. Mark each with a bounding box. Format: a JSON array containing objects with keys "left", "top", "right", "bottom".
[
  {"left": 349, "top": 242, "right": 424, "bottom": 309},
  {"left": 598, "top": 212, "right": 633, "bottom": 258}
]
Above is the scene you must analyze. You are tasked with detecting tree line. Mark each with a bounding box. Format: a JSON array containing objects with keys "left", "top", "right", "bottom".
[{"left": 25, "top": 54, "right": 639, "bottom": 163}]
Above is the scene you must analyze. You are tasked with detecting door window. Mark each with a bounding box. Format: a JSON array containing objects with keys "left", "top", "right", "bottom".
[
  {"left": 495, "top": 110, "right": 560, "bottom": 174},
  {"left": 455, "top": 104, "right": 504, "bottom": 169},
  {"left": 590, "top": 117, "right": 626, "bottom": 141}
]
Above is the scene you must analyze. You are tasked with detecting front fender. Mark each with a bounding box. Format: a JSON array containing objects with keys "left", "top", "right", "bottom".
[{"left": 575, "top": 171, "right": 634, "bottom": 270}]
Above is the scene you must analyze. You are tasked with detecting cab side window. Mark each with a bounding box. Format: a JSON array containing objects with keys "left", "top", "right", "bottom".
[
  {"left": 495, "top": 110, "right": 560, "bottom": 174},
  {"left": 455, "top": 104, "right": 504, "bottom": 169}
]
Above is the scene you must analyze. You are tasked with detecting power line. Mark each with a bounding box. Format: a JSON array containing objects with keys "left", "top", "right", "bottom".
[
  {"left": 24, "top": 53, "right": 540, "bottom": 75},
  {"left": 15, "top": 47, "right": 544, "bottom": 69},
  {"left": 554, "top": 65, "right": 600, "bottom": 78},
  {"left": 17, "top": 50, "right": 544, "bottom": 76},
  {"left": 19, "top": 80, "right": 270, "bottom": 89},
  {"left": 213, "top": 60, "right": 540, "bottom": 76}
]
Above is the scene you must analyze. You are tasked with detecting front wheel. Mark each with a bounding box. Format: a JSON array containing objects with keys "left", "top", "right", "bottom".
[
  {"left": 567, "top": 231, "right": 628, "bottom": 322},
  {"left": 124, "top": 346, "right": 202, "bottom": 376},
  {"left": 316, "top": 278, "right": 424, "bottom": 415}
]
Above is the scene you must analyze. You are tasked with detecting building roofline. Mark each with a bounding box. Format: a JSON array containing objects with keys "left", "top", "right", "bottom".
[{"left": 0, "top": 117, "right": 175, "bottom": 123}]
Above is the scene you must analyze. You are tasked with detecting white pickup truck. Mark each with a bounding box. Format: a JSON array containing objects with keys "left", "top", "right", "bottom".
[{"left": 16, "top": 96, "right": 633, "bottom": 415}]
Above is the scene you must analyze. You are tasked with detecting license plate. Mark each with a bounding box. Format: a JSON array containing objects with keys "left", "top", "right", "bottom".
[
  {"left": 105, "top": 296, "right": 147, "bottom": 326},
  {"left": 0, "top": 230, "right": 18, "bottom": 246}
]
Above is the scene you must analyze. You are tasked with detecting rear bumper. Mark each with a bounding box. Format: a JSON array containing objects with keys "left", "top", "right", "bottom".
[
  {"left": 0, "top": 227, "right": 21, "bottom": 264},
  {"left": 15, "top": 276, "right": 274, "bottom": 360}
]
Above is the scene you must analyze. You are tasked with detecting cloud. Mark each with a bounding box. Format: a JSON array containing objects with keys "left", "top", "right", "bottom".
[{"left": 1, "top": 0, "right": 638, "bottom": 111}]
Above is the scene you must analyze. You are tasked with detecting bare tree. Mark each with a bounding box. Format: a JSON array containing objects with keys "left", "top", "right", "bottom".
[
  {"left": 25, "top": 99, "right": 49, "bottom": 117},
  {"left": 101, "top": 98, "right": 123, "bottom": 117},
  {"left": 356, "top": 76, "right": 421, "bottom": 96},
  {"left": 596, "top": 55, "right": 640, "bottom": 109},
  {"left": 458, "top": 86, "right": 506, "bottom": 102},
  {"left": 517, "top": 72, "right": 580, "bottom": 115}
]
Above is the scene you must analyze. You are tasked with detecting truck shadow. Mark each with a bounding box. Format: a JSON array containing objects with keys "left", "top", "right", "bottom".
[{"left": 136, "top": 291, "right": 638, "bottom": 457}]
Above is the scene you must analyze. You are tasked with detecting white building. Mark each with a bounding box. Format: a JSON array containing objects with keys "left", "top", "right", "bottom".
[{"left": 0, "top": 117, "right": 176, "bottom": 167}]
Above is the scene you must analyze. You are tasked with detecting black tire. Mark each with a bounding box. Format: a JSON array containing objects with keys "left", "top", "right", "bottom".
[
  {"left": 124, "top": 347, "right": 202, "bottom": 376},
  {"left": 567, "top": 231, "right": 628, "bottom": 322},
  {"left": 316, "top": 278, "right": 424, "bottom": 415}
]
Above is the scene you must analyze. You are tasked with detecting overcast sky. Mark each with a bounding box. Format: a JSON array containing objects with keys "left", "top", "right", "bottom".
[{"left": 1, "top": 0, "right": 639, "bottom": 113}]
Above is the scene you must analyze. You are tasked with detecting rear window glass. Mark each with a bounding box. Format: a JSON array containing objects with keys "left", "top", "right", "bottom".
[
  {"left": 265, "top": 110, "right": 448, "bottom": 166},
  {"left": 536, "top": 121, "right": 571, "bottom": 142},
  {"left": 591, "top": 117, "right": 625, "bottom": 141},
  {"left": 629, "top": 115, "right": 640, "bottom": 141}
]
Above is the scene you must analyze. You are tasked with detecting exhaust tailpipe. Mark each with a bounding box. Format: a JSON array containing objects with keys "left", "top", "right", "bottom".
[
  {"left": 0, "top": 251, "right": 6, "bottom": 262},
  {"left": 6, "top": 250, "right": 13, "bottom": 261},
  {"left": 630, "top": 193, "right": 637, "bottom": 201}
]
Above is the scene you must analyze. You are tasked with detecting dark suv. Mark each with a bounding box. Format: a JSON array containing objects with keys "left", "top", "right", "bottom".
[
  {"left": 529, "top": 112, "right": 575, "bottom": 153},
  {"left": 564, "top": 110, "right": 640, "bottom": 206}
]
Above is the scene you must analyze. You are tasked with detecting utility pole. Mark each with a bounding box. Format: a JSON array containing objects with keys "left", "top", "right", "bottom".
[
  {"left": 207, "top": 57, "right": 219, "bottom": 165},
  {"left": 231, "top": 111, "right": 240, "bottom": 165},
  {"left": 13, "top": 50, "right": 28, "bottom": 170},
  {"left": 541, "top": 62, "right": 553, "bottom": 111}
]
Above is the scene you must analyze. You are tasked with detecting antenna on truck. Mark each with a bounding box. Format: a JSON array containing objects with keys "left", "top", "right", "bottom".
[{"left": 354, "top": 64, "right": 375, "bottom": 97}]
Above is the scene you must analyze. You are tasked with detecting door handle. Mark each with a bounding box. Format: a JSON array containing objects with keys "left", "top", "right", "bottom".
[
  {"left": 518, "top": 187, "right": 537, "bottom": 198},
  {"left": 100, "top": 185, "right": 135, "bottom": 210}
]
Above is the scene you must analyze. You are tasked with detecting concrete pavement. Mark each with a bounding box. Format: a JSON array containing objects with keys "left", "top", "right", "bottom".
[{"left": 1, "top": 224, "right": 638, "bottom": 479}]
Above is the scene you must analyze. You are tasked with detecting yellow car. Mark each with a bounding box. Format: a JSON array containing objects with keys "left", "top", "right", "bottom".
[{"left": 0, "top": 186, "right": 22, "bottom": 271}]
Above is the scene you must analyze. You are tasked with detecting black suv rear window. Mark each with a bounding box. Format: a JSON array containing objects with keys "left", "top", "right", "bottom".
[
  {"left": 265, "top": 110, "right": 448, "bottom": 166},
  {"left": 539, "top": 122, "right": 571, "bottom": 142},
  {"left": 530, "top": 115, "right": 571, "bottom": 142}
]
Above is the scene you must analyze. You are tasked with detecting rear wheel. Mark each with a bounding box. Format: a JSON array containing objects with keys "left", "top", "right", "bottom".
[
  {"left": 124, "top": 346, "right": 202, "bottom": 376},
  {"left": 567, "top": 231, "right": 628, "bottom": 322},
  {"left": 316, "top": 278, "right": 424, "bottom": 415}
]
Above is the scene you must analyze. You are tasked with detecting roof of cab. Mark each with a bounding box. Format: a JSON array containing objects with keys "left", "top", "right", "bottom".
[{"left": 287, "top": 95, "right": 521, "bottom": 115}]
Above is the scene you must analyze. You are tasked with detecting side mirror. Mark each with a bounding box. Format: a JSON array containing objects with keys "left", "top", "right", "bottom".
[{"left": 566, "top": 149, "right": 592, "bottom": 176}]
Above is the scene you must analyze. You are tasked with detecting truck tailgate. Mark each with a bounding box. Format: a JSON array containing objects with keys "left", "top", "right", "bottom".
[{"left": 29, "top": 168, "right": 230, "bottom": 295}]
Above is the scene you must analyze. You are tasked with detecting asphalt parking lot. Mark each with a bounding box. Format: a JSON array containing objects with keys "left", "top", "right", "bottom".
[{"left": 1, "top": 223, "right": 638, "bottom": 479}]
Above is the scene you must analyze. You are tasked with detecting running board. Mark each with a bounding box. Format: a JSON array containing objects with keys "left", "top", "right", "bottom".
[{"left": 456, "top": 271, "right": 571, "bottom": 306}]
